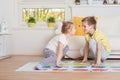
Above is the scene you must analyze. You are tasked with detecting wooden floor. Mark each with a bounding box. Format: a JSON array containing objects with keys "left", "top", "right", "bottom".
[{"left": 0, "top": 55, "right": 120, "bottom": 80}]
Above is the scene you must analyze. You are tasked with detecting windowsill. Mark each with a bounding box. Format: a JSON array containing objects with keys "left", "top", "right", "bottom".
[
  {"left": 15, "top": 22, "right": 63, "bottom": 30},
  {"left": 12, "top": 26, "right": 55, "bottom": 30}
]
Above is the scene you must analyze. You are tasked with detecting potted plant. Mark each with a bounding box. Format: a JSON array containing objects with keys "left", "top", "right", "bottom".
[
  {"left": 28, "top": 16, "right": 36, "bottom": 27},
  {"left": 47, "top": 16, "right": 56, "bottom": 28}
]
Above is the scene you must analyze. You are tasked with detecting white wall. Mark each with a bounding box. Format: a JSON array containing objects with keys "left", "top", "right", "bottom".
[
  {"left": 12, "top": 0, "right": 75, "bottom": 55},
  {"left": 2, "top": 0, "right": 120, "bottom": 55},
  {"left": 0, "top": 1, "right": 3, "bottom": 20},
  {"left": 12, "top": 29, "right": 55, "bottom": 55},
  {"left": 0, "top": 0, "right": 14, "bottom": 55},
  {"left": 0, "top": 0, "right": 14, "bottom": 29}
]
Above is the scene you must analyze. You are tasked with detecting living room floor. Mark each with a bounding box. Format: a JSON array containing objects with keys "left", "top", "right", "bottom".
[{"left": 0, "top": 55, "right": 120, "bottom": 80}]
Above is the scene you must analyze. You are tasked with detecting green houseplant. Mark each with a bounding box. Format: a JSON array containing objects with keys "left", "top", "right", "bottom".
[
  {"left": 28, "top": 17, "right": 36, "bottom": 27},
  {"left": 47, "top": 16, "right": 55, "bottom": 28}
]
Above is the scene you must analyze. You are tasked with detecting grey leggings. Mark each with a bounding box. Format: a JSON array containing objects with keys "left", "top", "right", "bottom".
[{"left": 40, "top": 45, "right": 69, "bottom": 66}]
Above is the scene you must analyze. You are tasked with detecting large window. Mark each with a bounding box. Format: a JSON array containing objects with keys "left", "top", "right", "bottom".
[{"left": 22, "top": 8, "right": 65, "bottom": 22}]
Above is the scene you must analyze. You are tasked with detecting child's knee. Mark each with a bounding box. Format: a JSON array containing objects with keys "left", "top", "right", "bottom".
[
  {"left": 64, "top": 45, "right": 69, "bottom": 51},
  {"left": 102, "top": 53, "right": 109, "bottom": 60},
  {"left": 63, "top": 45, "right": 69, "bottom": 55},
  {"left": 101, "top": 47, "right": 109, "bottom": 60}
]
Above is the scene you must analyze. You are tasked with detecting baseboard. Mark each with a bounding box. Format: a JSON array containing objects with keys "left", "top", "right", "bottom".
[
  {"left": 12, "top": 52, "right": 43, "bottom": 55},
  {"left": 107, "top": 58, "right": 120, "bottom": 60},
  {"left": 0, "top": 55, "right": 11, "bottom": 60}
]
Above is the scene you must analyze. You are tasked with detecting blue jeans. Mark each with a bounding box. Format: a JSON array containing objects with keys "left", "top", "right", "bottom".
[{"left": 80, "top": 39, "right": 109, "bottom": 62}]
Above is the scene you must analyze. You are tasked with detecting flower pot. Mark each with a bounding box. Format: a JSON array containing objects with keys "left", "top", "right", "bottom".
[
  {"left": 48, "top": 22, "right": 55, "bottom": 28},
  {"left": 28, "top": 23, "right": 35, "bottom": 27}
]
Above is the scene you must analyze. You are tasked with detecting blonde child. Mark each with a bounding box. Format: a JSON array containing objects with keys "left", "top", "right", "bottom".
[
  {"left": 35, "top": 21, "right": 76, "bottom": 70},
  {"left": 81, "top": 16, "right": 111, "bottom": 66}
]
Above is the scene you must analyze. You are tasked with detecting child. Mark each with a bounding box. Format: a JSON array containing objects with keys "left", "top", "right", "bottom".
[
  {"left": 81, "top": 16, "right": 111, "bottom": 66},
  {"left": 35, "top": 21, "right": 76, "bottom": 70}
]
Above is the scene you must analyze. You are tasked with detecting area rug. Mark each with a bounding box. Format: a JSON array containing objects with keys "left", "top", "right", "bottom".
[{"left": 16, "top": 61, "right": 120, "bottom": 72}]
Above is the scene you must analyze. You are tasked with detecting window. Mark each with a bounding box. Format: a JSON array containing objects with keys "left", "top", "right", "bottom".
[
  {"left": 17, "top": 0, "right": 68, "bottom": 27},
  {"left": 22, "top": 8, "right": 65, "bottom": 22}
]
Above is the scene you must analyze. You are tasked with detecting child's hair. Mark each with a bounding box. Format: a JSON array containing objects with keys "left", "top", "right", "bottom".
[
  {"left": 61, "top": 21, "right": 73, "bottom": 33},
  {"left": 82, "top": 16, "right": 96, "bottom": 30}
]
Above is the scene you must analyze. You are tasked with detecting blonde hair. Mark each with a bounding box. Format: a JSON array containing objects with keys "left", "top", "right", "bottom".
[
  {"left": 82, "top": 16, "right": 96, "bottom": 29},
  {"left": 61, "top": 21, "right": 73, "bottom": 33}
]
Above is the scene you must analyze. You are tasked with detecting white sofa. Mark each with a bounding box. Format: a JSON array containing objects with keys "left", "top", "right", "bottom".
[{"left": 66, "top": 16, "right": 120, "bottom": 59}]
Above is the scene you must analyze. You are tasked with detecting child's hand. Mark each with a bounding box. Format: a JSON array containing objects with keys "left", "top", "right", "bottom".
[
  {"left": 81, "top": 59, "right": 88, "bottom": 63},
  {"left": 55, "top": 64, "right": 64, "bottom": 68},
  {"left": 92, "top": 63, "right": 101, "bottom": 66},
  {"left": 92, "top": 59, "right": 102, "bottom": 66},
  {"left": 92, "top": 61, "right": 101, "bottom": 66},
  {"left": 56, "top": 62, "right": 61, "bottom": 66},
  {"left": 55, "top": 65, "right": 63, "bottom": 68}
]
